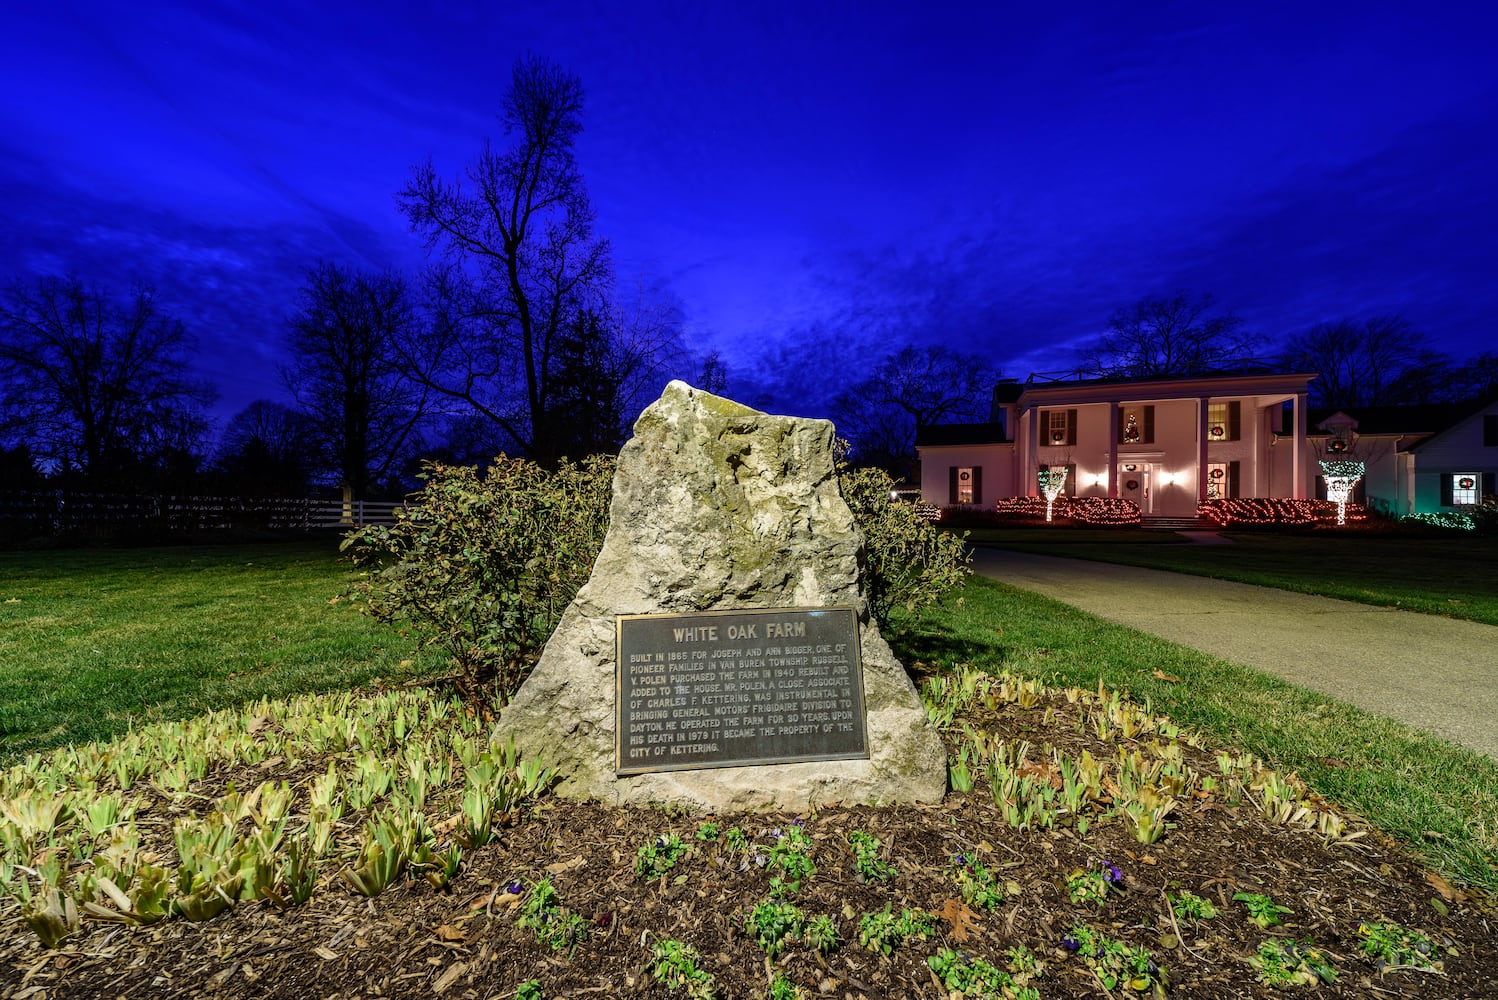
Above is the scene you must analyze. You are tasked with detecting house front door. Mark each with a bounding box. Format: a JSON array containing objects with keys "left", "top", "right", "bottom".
[{"left": 1119, "top": 464, "right": 1152, "bottom": 514}]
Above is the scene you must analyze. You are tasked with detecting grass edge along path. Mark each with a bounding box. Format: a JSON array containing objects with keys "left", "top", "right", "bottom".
[
  {"left": 959, "top": 527, "right": 1498, "bottom": 626},
  {"left": 893, "top": 575, "right": 1498, "bottom": 895}
]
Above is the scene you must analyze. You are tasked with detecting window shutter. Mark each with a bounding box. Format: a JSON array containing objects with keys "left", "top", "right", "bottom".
[
  {"left": 1485, "top": 415, "right": 1498, "bottom": 447},
  {"left": 1228, "top": 460, "right": 1240, "bottom": 499},
  {"left": 1484, "top": 472, "right": 1495, "bottom": 497},
  {"left": 1143, "top": 405, "right": 1155, "bottom": 444},
  {"left": 1315, "top": 475, "right": 1325, "bottom": 500},
  {"left": 1228, "top": 401, "right": 1241, "bottom": 441},
  {"left": 1440, "top": 474, "right": 1453, "bottom": 507},
  {"left": 1066, "top": 409, "right": 1078, "bottom": 446},
  {"left": 1065, "top": 463, "right": 1077, "bottom": 496},
  {"left": 972, "top": 466, "right": 983, "bottom": 505},
  {"left": 948, "top": 466, "right": 958, "bottom": 505},
  {"left": 1116, "top": 412, "right": 1125, "bottom": 445}
]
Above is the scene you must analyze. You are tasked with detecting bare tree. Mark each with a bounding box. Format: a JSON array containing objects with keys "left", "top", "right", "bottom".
[
  {"left": 1084, "top": 291, "right": 1252, "bottom": 378},
  {"left": 833, "top": 344, "right": 997, "bottom": 475},
  {"left": 598, "top": 278, "right": 689, "bottom": 430},
  {"left": 1282, "top": 315, "right": 1454, "bottom": 407},
  {"left": 1450, "top": 351, "right": 1498, "bottom": 401},
  {"left": 215, "top": 400, "right": 318, "bottom": 496},
  {"left": 396, "top": 54, "right": 611, "bottom": 463},
  {"left": 283, "top": 262, "right": 429, "bottom": 496},
  {"left": 0, "top": 275, "right": 212, "bottom": 484},
  {"left": 696, "top": 350, "right": 729, "bottom": 395}
]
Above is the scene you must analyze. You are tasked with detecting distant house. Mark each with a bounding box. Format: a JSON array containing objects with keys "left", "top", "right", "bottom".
[
  {"left": 916, "top": 370, "right": 1498, "bottom": 518},
  {"left": 1309, "top": 398, "right": 1498, "bottom": 515},
  {"left": 916, "top": 370, "right": 1316, "bottom": 519}
]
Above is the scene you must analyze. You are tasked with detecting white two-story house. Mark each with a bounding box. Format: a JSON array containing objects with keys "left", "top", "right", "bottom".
[
  {"left": 918, "top": 370, "right": 1498, "bottom": 518},
  {"left": 917, "top": 370, "right": 1317, "bottom": 518}
]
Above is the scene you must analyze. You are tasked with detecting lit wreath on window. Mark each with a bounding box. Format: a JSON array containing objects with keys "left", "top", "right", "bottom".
[
  {"left": 959, "top": 470, "right": 972, "bottom": 482},
  {"left": 1210, "top": 468, "right": 1224, "bottom": 479},
  {"left": 1126, "top": 479, "right": 1140, "bottom": 491},
  {"left": 1328, "top": 438, "right": 1348, "bottom": 452},
  {"left": 1210, "top": 425, "right": 1225, "bottom": 438},
  {"left": 1459, "top": 476, "right": 1476, "bottom": 490},
  {"left": 1051, "top": 431, "right": 1065, "bottom": 444}
]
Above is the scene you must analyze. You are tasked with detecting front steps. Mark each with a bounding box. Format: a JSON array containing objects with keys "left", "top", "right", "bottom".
[{"left": 1141, "top": 516, "right": 1214, "bottom": 531}]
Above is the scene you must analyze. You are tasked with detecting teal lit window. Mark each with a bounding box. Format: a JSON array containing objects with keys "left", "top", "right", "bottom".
[{"left": 1453, "top": 474, "right": 1478, "bottom": 506}]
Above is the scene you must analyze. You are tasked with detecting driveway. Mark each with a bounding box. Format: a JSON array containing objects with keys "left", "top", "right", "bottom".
[{"left": 969, "top": 548, "right": 1498, "bottom": 759}]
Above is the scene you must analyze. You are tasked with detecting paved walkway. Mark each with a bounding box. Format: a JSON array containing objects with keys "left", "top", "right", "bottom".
[{"left": 969, "top": 548, "right": 1498, "bottom": 759}]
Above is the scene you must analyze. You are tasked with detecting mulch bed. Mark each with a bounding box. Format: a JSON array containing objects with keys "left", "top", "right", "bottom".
[{"left": 4, "top": 686, "right": 1494, "bottom": 999}]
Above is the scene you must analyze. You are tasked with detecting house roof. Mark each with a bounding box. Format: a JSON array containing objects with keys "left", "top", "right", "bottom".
[
  {"left": 991, "top": 381, "right": 1024, "bottom": 404},
  {"left": 914, "top": 422, "right": 1009, "bottom": 447},
  {"left": 1307, "top": 399, "right": 1494, "bottom": 437},
  {"left": 1017, "top": 369, "right": 1316, "bottom": 407}
]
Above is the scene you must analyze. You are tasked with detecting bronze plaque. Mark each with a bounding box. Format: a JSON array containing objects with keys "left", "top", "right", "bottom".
[{"left": 615, "top": 607, "right": 868, "bottom": 775}]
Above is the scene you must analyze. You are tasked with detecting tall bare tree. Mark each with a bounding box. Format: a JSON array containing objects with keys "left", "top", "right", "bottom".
[
  {"left": 1084, "top": 291, "right": 1252, "bottom": 378},
  {"left": 396, "top": 55, "right": 612, "bottom": 463},
  {"left": 833, "top": 344, "right": 997, "bottom": 475},
  {"left": 283, "top": 262, "right": 429, "bottom": 496},
  {"left": 0, "top": 274, "right": 212, "bottom": 484},
  {"left": 1281, "top": 315, "right": 1453, "bottom": 407}
]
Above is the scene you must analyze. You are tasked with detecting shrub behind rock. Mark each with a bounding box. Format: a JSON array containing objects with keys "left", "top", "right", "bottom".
[
  {"left": 342, "top": 455, "right": 614, "bottom": 706},
  {"left": 839, "top": 465, "right": 970, "bottom": 628}
]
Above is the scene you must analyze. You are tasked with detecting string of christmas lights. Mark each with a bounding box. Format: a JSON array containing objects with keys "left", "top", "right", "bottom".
[
  {"left": 1198, "top": 498, "right": 1369, "bottom": 526},
  {"left": 1318, "top": 460, "right": 1366, "bottom": 525},
  {"left": 986, "top": 496, "right": 1142, "bottom": 525},
  {"left": 1036, "top": 468, "right": 1069, "bottom": 522},
  {"left": 1402, "top": 511, "right": 1477, "bottom": 531}
]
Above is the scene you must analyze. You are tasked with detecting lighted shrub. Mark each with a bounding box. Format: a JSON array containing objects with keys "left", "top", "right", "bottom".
[{"left": 342, "top": 455, "right": 614, "bottom": 705}]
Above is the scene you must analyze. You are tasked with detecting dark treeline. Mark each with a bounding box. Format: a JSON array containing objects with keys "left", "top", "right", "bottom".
[
  {"left": 4, "top": 60, "right": 1496, "bottom": 497},
  {"left": 832, "top": 293, "right": 1496, "bottom": 479},
  {"left": 0, "top": 56, "right": 701, "bottom": 500}
]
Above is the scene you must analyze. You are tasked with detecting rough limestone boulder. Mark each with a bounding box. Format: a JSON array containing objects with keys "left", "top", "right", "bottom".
[{"left": 492, "top": 381, "right": 947, "bottom": 811}]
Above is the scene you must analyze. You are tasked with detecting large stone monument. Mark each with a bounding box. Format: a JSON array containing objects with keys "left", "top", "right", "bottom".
[{"left": 492, "top": 381, "right": 947, "bottom": 811}]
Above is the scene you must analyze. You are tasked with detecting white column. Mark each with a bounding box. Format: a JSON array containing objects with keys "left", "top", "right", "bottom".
[
  {"left": 1292, "top": 392, "right": 1307, "bottom": 499},
  {"left": 1197, "top": 397, "right": 1210, "bottom": 500},
  {"left": 1026, "top": 407, "right": 1041, "bottom": 496},
  {"left": 1105, "top": 403, "right": 1119, "bottom": 497}
]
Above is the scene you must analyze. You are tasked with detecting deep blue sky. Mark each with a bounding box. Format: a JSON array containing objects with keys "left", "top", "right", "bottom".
[{"left": 3, "top": 2, "right": 1496, "bottom": 428}]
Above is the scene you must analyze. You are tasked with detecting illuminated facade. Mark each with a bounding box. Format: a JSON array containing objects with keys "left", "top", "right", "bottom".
[
  {"left": 1310, "top": 400, "right": 1498, "bottom": 516},
  {"left": 917, "top": 370, "right": 1316, "bottom": 518},
  {"left": 917, "top": 372, "right": 1498, "bottom": 518}
]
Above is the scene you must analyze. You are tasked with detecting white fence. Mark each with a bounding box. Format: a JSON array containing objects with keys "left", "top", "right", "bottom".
[{"left": 0, "top": 491, "right": 409, "bottom": 537}]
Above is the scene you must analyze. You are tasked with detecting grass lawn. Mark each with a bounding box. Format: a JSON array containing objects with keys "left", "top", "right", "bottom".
[
  {"left": 2, "top": 540, "right": 1494, "bottom": 893},
  {"left": 960, "top": 525, "right": 1498, "bottom": 625},
  {"left": 892, "top": 575, "right": 1498, "bottom": 892},
  {"left": 3, "top": 541, "right": 1497, "bottom": 995},
  {"left": 0, "top": 540, "right": 446, "bottom": 761}
]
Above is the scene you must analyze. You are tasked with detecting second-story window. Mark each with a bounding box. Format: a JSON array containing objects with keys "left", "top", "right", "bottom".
[
  {"left": 1206, "top": 401, "right": 1240, "bottom": 441},
  {"left": 1048, "top": 410, "right": 1068, "bottom": 445},
  {"left": 1118, "top": 405, "right": 1155, "bottom": 444}
]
